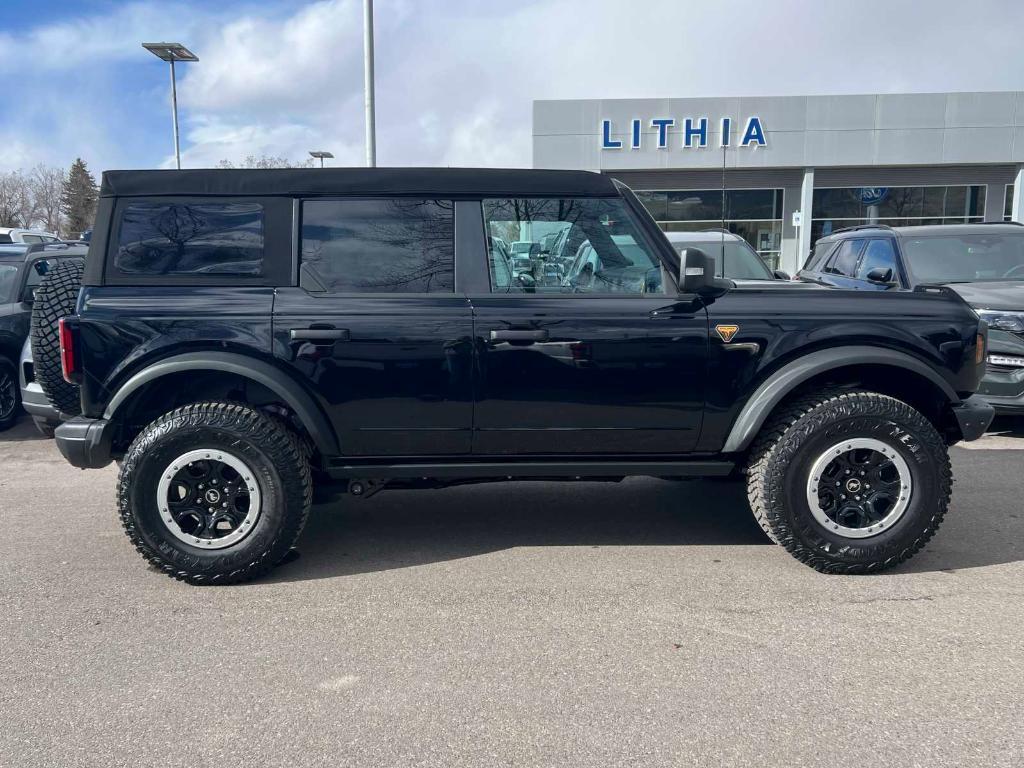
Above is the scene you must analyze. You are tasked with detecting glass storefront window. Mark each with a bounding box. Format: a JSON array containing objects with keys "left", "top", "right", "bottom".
[
  {"left": 810, "top": 185, "right": 986, "bottom": 245},
  {"left": 635, "top": 188, "right": 784, "bottom": 269},
  {"left": 1006, "top": 184, "right": 1015, "bottom": 222}
]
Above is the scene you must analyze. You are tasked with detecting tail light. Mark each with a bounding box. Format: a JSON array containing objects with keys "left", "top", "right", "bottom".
[{"left": 59, "top": 318, "right": 78, "bottom": 383}]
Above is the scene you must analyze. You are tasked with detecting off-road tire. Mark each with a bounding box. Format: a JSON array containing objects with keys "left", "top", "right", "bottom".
[
  {"left": 0, "top": 357, "right": 20, "bottom": 431},
  {"left": 30, "top": 258, "right": 84, "bottom": 416},
  {"left": 117, "top": 402, "right": 312, "bottom": 585},
  {"left": 746, "top": 389, "right": 952, "bottom": 573}
]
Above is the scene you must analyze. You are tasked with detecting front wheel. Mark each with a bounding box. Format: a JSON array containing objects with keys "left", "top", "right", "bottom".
[
  {"left": 117, "top": 402, "right": 312, "bottom": 584},
  {"left": 746, "top": 390, "right": 951, "bottom": 573},
  {"left": 0, "top": 357, "right": 20, "bottom": 431}
]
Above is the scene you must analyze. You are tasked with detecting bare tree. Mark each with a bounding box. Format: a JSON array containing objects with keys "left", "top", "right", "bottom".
[
  {"left": 0, "top": 171, "right": 36, "bottom": 228},
  {"left": 216, "top": 155, "right": 316, "bottom": 169},
  {"left": 31, "top": 164, "right": 65, "bottom": 235}
]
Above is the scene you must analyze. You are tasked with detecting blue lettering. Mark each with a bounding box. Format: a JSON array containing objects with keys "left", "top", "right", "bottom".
[
  {"left": 720, "top": 117, "right": 731, "bottom": 147},
  {"left": 684, "top": 117, "right": 708, "bottom": 148},
  {"left": 601, "top": 120, "right": 622, "bottom": 149},
  {"left": 741, "top": 116, "right": 766, "bottom": 146},
  {"left": 631, "top": 119, "right": 641, "bottom": 149},
  {"left": 651, "top": 118, "right": 673, "bottom": 148}
]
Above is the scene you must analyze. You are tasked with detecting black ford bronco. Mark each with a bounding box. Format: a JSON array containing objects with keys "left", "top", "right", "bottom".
[{"left": 50, "top": 168, "right": 994, "bottom": 584}]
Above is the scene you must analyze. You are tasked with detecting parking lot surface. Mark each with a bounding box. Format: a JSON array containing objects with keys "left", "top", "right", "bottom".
[{"left": 2, "top": 416, "right": 1023, "bottom": 768}]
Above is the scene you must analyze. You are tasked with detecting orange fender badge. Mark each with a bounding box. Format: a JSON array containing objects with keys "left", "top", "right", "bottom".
[{"left": 715, "top": 324, "right": 740, "bottom": 343}]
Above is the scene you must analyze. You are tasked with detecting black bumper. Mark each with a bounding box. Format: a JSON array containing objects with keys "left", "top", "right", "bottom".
[
  {"left": 951, "top": 395, "right": 995, "bottom": 442},
  {"left": 55, "top": 416, "right": 115, "bottom": 469}
]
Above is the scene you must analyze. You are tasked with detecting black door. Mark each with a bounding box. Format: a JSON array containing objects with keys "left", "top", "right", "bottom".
[
  {"left": 273, "top": 198, "right": 474, "bottom": 456},
  {"left": 467, "top": 196, "right": 708, "bottom": 455}
]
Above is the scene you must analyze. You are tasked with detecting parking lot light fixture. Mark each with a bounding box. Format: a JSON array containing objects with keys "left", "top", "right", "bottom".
[
  {"left": 309, "top": 151, "right": 335, "bottom": 168},
  {"left": 142, "top": 42, "right": 199, "bottom": 171}
]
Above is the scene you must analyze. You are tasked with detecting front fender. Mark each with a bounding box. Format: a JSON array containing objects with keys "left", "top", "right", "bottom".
[{"left": 721, "top": 345, "right": 959, "bottom": 453}]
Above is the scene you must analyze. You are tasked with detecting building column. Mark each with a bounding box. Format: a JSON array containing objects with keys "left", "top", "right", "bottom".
[
  {"left": 794, "top": 167, "right": 815, "bottom": 274},
  {"left": 1013, "top": 166, "right": 1024, "bottom": 223}
]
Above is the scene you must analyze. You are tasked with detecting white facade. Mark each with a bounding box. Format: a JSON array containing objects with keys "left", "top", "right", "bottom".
[{"left": 533, "top": 92, "right": 1024, "bottom": 273}]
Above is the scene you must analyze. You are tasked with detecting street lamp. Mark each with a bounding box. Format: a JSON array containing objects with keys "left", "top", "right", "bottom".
[
  {"left": 142, "top": 42, "right": 199, "bottom": 170},
  {"left": 308, "top": 151, "right": 334, "bottom": 168}
]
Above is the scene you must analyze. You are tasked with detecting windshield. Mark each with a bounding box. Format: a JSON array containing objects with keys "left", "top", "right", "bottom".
[
  {"left": 901, "top": 232, "right": 1024, "bottom": 283},
  {"left": 0, "top": 264, "right": 20, "bottom": 303},
  {"left": 670, "top": 239, "right": 773, "bottom": 280}
]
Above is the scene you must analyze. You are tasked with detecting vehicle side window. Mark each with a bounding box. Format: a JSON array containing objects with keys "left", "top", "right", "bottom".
[
  {"left": 24, "top": 258, "right": 56, "bottom": 289},
  {"left": 856, "top": 239, "right": 899, "bottom": 281},
  {"left": 824, "top": 238, "right": 865, "bottom": 277},
  {"left": 114, "top": 202, "right": 264, "bottom": 276},
  {"left": 482, "top": 197, "right": 663, "bottom": 295},
  {"left": 22, "top": 234, "right": 44, "bottom": 244},
  {"left": 804, "top": 241, "right": 835, "bottom": 271},
  {"left": 300, "top": 199, "right": 454, "bottom": 294}
]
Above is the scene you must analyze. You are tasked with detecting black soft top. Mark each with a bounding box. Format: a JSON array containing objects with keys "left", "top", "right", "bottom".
[{"left": 99, "top": 167, "right": 620, "bottom": 199}]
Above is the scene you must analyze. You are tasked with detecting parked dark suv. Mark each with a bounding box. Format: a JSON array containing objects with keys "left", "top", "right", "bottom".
[
  {"left": 797, "top": 223, "right": 1024, "bottom": 413},
  {"left": 0, "top": 242, "right": 88, "bottom": 430},
  {"left": 50, "top": 168, "right": 993, "bottom": 584}
]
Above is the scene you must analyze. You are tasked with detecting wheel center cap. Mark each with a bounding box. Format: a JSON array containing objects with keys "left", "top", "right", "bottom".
[
  {"left": 845, "top": 478, "right": 863, "bottom": 494},
  {"left": 204, "top": 488, "right": 222, "bottom": 504}
]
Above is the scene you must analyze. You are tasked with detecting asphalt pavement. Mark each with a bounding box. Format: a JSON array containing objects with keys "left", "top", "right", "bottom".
[{"left": 1, "top": 415, "right": 1023, "bottom": 768}]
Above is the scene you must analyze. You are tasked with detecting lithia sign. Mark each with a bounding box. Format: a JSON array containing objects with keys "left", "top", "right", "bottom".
[{"left": 600, "top": 116, "right": 766, "bottom": 150}]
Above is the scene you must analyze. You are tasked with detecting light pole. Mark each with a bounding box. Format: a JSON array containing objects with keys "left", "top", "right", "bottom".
[
  {"left": 309, "top": 151, "right": 334, "bottom": 168},
  {"left": 363, "top": 0, "right": 376, "bottom": 167},
  {"left": 142, "top": 42, "right": 199, "bottom": 170}
]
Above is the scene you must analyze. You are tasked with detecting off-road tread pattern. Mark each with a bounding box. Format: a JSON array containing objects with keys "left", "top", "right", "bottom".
[
  {"left": 30, "top": 257, "right": 84, "bottom": 416},
  {"left": 746, "top": 389, "right": 952, "bottom": 573},
  {"left": 117, "top": 402, "right": 313, "bottom": 585}
]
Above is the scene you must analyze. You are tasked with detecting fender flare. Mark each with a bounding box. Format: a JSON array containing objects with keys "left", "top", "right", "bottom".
[
  {"left": 721, "top": 345, "right": 959, "bottom": 453},
  {"left": 103, "top": 351, "right": 340, "bottom": 455}
]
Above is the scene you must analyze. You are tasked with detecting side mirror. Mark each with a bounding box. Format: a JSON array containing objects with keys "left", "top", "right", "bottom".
[
  {"left": 773, "top": 269, "right": 791, "bottom": 281},
  {"left": 678, "top": 248, "right": 731, "bottom": 298},
  {"left": 21, "top": 286, "right": 37, "bottom": 304},
  {"left": 866, "top": 266, "right": 895, "bottom": 285}
]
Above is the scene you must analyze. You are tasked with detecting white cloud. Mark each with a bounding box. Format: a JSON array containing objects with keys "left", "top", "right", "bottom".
[{"left": 2, "top": 0, "right": 1024, "bottom": 173}]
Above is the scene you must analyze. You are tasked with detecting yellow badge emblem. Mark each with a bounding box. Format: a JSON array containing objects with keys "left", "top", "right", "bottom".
[{"left": 715, "top": 324, "right": 740, "bottom": 343}]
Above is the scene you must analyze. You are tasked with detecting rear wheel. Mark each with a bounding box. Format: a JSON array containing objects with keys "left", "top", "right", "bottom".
[
  {"left": 746, "top": 389, "right": 951, "bottom": 573},
  {"left": 117, "top": 402, "right": 312, "bottom": 584},
  {"left": 0, "top": 357, "right": 20, "bottom": 431}
]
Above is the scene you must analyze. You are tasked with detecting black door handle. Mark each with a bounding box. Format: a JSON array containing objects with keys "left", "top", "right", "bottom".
[
  {"left": 290, "top": 328, "right": 350, "bottom": 341},
  {"left": 490, "top": 329, "right": 549, "bottom": 342}
]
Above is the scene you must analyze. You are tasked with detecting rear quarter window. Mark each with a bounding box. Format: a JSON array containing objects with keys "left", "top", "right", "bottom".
[{"left": 113, "top": 202, "right": 265, "bottom": 277}]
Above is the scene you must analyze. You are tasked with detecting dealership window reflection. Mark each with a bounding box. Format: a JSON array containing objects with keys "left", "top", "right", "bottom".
[
  {"left": 634, "top": 189, "right": 784, "bottom": 270},
  {"left": 810, "top": 185, "right": 985, "bottom": 244}
]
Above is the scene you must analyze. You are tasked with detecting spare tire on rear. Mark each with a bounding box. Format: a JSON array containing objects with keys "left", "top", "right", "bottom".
[{"left": 30, "top": 258, "right": 85, "bottom": 417}]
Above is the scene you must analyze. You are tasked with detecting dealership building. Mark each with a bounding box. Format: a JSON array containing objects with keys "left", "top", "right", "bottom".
[{"left": 532, "top": 91, "right": 1024, "bottom": 273}]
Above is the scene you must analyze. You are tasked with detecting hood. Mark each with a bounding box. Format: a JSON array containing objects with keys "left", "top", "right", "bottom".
[{"left": 945, "top": 281, "right": 1024, "bottom": 311}]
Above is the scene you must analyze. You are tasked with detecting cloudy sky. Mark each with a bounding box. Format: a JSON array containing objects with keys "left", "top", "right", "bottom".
[{"left": 1, "top": 0, "right": 1023, "bottom": 174}]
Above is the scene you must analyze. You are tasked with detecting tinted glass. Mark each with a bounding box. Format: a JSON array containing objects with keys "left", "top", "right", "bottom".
[
  {"left": 805, "top": 240, "right": 836, "bottom": 271},
  {"left": 115, "top": 202, "right": 264, "bottom": 276},
  {"left": 857, "top": 239, "right": 898, "bottom": 281},
  {"left": 1007, "top": 185, "right": 1015, "bottom": 221},
  {"left": 901, "top": 233, "right": 1024, "bottom": 283},
  {"left": 0, "top": 264, "right": 18, "bottom": 302},
  {"left": 825, "top": 239, "right": 864, "bottom": 277},
  {"left": 483, "top": 197, "right": 663, "bottom": 295},
  {"left": 0, "top": 233, "right": 13, "bottom": 244},
  {"left": 638, "top": 189, "right": 782, "bottom": 223},
  {"left": 301, "top": 199, "right": 454, "bottom": 293}
]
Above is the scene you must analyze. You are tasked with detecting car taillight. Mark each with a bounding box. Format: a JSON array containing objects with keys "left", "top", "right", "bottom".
[{"left": 59, "top": 318, "right": 76, "bottom": 383}]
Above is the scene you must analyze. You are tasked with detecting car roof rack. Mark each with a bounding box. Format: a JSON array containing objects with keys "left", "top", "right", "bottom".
[{"left": 826, "top": 224, "right": 896, "bottom": 236}]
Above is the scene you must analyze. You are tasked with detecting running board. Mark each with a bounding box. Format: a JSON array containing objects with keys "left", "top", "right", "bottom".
[{"left": 325, "top": 460, "right": 735, "bottom": 480}]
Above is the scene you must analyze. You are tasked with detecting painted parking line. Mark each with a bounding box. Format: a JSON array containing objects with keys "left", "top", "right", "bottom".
[{"left": 957, "top": 434, "right": 1024, "bottom": 450}]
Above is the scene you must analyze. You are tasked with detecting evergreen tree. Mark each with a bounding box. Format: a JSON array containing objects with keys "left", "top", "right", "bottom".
[{"left": 60, "top": 158, "right": 98, "bottom": 238}]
